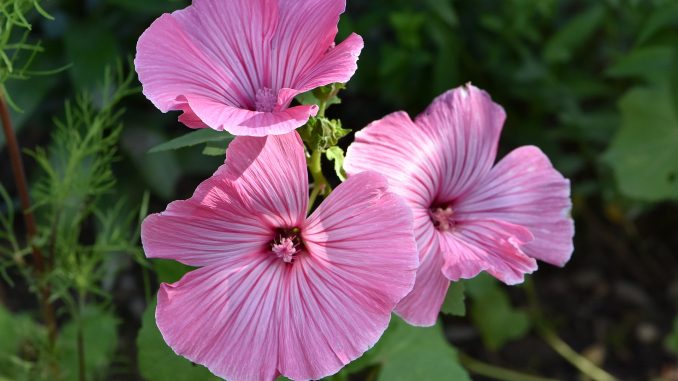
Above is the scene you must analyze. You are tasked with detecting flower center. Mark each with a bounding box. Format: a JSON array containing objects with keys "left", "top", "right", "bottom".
[
  {"left": 255, "top": 87, "right": 277, "bottom": 112},
  {"left": 429, "top": 206, "right": 455, "bottom": 232},
  {"left": 270, "top": 228, "right": 302, "bottom": 263}
]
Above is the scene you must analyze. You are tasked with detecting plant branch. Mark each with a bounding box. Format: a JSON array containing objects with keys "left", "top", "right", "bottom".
[
  {"left": 0, "top": 89, "right": 57, "bottom": 346},
  {"left": 307, "top": 148, "right": 329, "bottom": 213},
  {"left": 524, "top": 281, "right": 619, "bottom": 381},
  {"left": 459, "top": 353, "right": 559, "bottom": 381}
]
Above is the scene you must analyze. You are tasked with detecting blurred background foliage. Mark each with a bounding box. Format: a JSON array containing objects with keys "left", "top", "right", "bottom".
[{"left": 1, "top": 0, "right": 677, "bottom": 380}]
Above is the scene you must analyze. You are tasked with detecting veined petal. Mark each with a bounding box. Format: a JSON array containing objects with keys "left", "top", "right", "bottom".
[
  {"left": 415, "top": 85, "right": 506, "bottom": 201},
  {"left": 287, "top": 172, "right": 418, "bottom": 379},
  {"left": 272, "top": 0, "right": 354, "bottom": 91},
  {"left": 345, "top": 111, "right": 440, "bottom": 207},
  {"left": 224, "top": 132, "right": 308, "bottom": 227},
  {"left": 135, "top": 0, "right": 277, "bottom": 113},
  {"left": 183, "top": 94, "right": 318, "bottom": 136},
  {"left": 457, "top": 146, "right": 574, "bottom": 266},
  {"left": 156, "top": 258, "right": 283, "bottom": 381},
  {"left": 291, "top": 33, "right": 364, "bottom": 97},
  {"left": 441, "top": 219, "right": 537, "bottom": 285},
  {"left": 141, "top": 132, "right": 308, "bottom": 266},
  {"left": 394, "top": 231, "right": 450, "bottom": 327}
]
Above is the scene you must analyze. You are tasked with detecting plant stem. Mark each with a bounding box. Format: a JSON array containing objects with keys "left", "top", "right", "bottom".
[
  {"left": 77, "top": 291, "right": 86, "bottom": 381},
  {"left": 524, "top": 281, "right": 619, "bottom": 381},
  {"left": 537, "top": 326, "right": 618, "bottom": 381},
  {"left": 459, "top": 353, "right": 559, "bottom": 381},
  {"left": 0, "top": 89, "right": 57, "bottom": 346},
  {"left": 307, "top": 148, "right": 329, "bottom": 213}
]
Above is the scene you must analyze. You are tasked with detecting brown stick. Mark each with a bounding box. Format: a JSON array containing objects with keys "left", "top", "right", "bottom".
[{"left": 0, "top": 90, "right": 57, "bottom": 346}]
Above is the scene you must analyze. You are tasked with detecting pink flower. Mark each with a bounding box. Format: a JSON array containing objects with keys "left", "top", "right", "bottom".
[
  {"left": 135, "top": 0, "right": 363, "bottom": 137},
  {"left": 141, "top": 132, "right": 418, "bottom": 380},
  {"left": 344, "top": 85, "right": 574, "bottom": 326}
]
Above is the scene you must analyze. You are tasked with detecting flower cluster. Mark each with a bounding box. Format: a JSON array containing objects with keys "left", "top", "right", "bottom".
[{"left": 135, "top": 0, "right": 574, "bottom": 380}]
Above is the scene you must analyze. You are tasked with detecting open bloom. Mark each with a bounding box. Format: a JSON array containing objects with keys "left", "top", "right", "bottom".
[
  {"left": 141, "top": 132, "right": 418, "bottom": 380},
  {"left": 135, "top": 0, "right": 363, "bottom": 137},
  {"left": 345, "top": 85, "right": 574, "bottom": 326}
]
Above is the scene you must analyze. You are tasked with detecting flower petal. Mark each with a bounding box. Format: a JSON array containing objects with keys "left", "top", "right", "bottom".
[
  {"left": 414, "top": 85, "right": 506, "bottom": 201},
  {"left": 135, "top": 0, "right": 277, "bottom": 113},
  {"left": 223, "top": 132, "right": 308, "bottom": 227},
  {"left": 183, "top": 94, "right": 318, "bottom": 136},
  {"left": 441, "top": 219, "right": 537, "bottom": 285},
  {"left": 141, "top": 132, "right": 308, "bottom": 266},
  {"left": 457, "top": 146, "right": 574, "bottom": 266},
  {"left": 393, "top": 232, "right": 450, "bottom": 327},
  {"left": 291, "top": 33, "right": 364, "bottom": 97},
  {"left": 288, "top": 172, "right": 418, "bottom": 379},
  {"left": 345, "top": 111, "right": 439, "bottom": 208},
  {"left": 156, "top": 258, "right": 283, "bottom": 381},
  {"left": 272, "top": 0, "right": 360, "bottom": 92}
]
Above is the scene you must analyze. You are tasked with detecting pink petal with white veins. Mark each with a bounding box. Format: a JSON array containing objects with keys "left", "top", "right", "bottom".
[
  {"left": 136, "top": 0, "right": 362, "bottom": 136},
  {"left": 156, "top": 258, "right": 284, "bottom": 381},
  {"left": 457, "top": 146, "right": 574, "bottom": 266},
  {"left": 182, "top": 94, "right": 318, "bottom": 137},
  {"left": 441, "top": 219, "right": 537, "bottom": 285},
  {"left": 393, "top": 232, "right": 450, "bottom": 327},
  {"left": 289, "top": 171, "right": 418, "bottom": 379},
  {"left": 414, "top": 85, "right": 506, "bottom": 201}
]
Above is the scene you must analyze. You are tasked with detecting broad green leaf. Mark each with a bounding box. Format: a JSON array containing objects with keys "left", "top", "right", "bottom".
[
  {"left": 149, "top": 129, "right": 234, "bottom": 153},
  {"left": 636, "top": 3, "right": 678, "bottom": 46},
  {"left": 603, "top": 87, "right": 678, "bottom": 201},
  {"left": 325, "top": 146, "right": 346, "bottom": 181},
  {"left": 0, "top": 306, "right": 41, "bottom": 379},
  {"left": 56, "top": 307, "right": 119, "bottom": 381},
  {"left": 441, "top": 282, "right": 466, "bottom": 316},
  {"left": 605, "top": 46, "right": 673, "bottom": 84},
  {"left": 665, "top": 317, "right": 678, "bottom": 355},
  {"left": 466, "top": 274, "right": 530, "bottom": 350},
  {"left": 367, "top": 316, "right": 471, "bottom": 381},
  {"left": 137, "top": 300, "right": 219, "bottom": 381},
  {"left": 543, "top": 5, "right": 604, "bottom": 63}
]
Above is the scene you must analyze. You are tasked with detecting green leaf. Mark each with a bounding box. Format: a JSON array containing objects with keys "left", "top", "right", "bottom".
[
  {"left": 466, "top": 274, "right": 530, "bottom": 350},
  {"left": 603, "top": 87, "right": 678, "bottom": 201},
  {"left": 365, "top": 316, "right": 471, "bottom": 381},
  {"left": 543, "top": 5, "right": 604, "bottom": 63},
  {"left": 665, "top": 317, "right": 678, "bottom": 355},
  {"left": 56, "top": 307, "right": 119, "bottom": 381},
  {"left": 149, "top": 129, "right": 234, "bottom": 154},
  {"left": 605, "top": 46, "right": 674, "bottom": 84},
  {"left": 137, "top": 300, "right": 220, "bottom": 381},
  {"left": 325, "top": 146, "right": 346, "bottom": 181},
  {"left": 202, "top": 139, "right": 231, "bottom": 156},
  {"left": 441, "top": 282, "right": 466, "bottom": 316},
  {"left": 0, "top": 306, "right": 41, "bottom": 379}
]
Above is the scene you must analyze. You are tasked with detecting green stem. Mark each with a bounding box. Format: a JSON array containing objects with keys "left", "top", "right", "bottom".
[
  {"left": 77, "top": 291, "right": 87, "bottom": 381},
  {"left": 524, "top": 281, "right": 619, "bottom": 381},
  {"left": 307, "top": 149, "right": 328, "bottom": 212},
  {"left": 459, "top": 353, "right": 559, "bottom": 381},
  {"left": 0, "top": 88, "right": 57, "bottom": 347},
  {"left": 537, "top": 327, "right": 617, "bottom": 381}
]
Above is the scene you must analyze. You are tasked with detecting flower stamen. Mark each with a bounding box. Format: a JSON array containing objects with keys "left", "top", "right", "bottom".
[{"left": 430, "top": 206, "right": 455, "bottom": 231}]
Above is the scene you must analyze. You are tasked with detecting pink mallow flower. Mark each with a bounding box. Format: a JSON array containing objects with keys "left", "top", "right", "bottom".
[
  {"left": 141, "top": 132, "right": 418, "bottom": 380},
  {"left": 344, "top": 85, "right": 574, "bottom": 327},
  {"left": 134, "top": 0, "right": 363, "bottom": 137}
]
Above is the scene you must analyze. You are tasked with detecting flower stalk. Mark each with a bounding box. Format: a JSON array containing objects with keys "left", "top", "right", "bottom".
[{"left": 0, "top": 89, "right": 57, "bottom": 346}]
